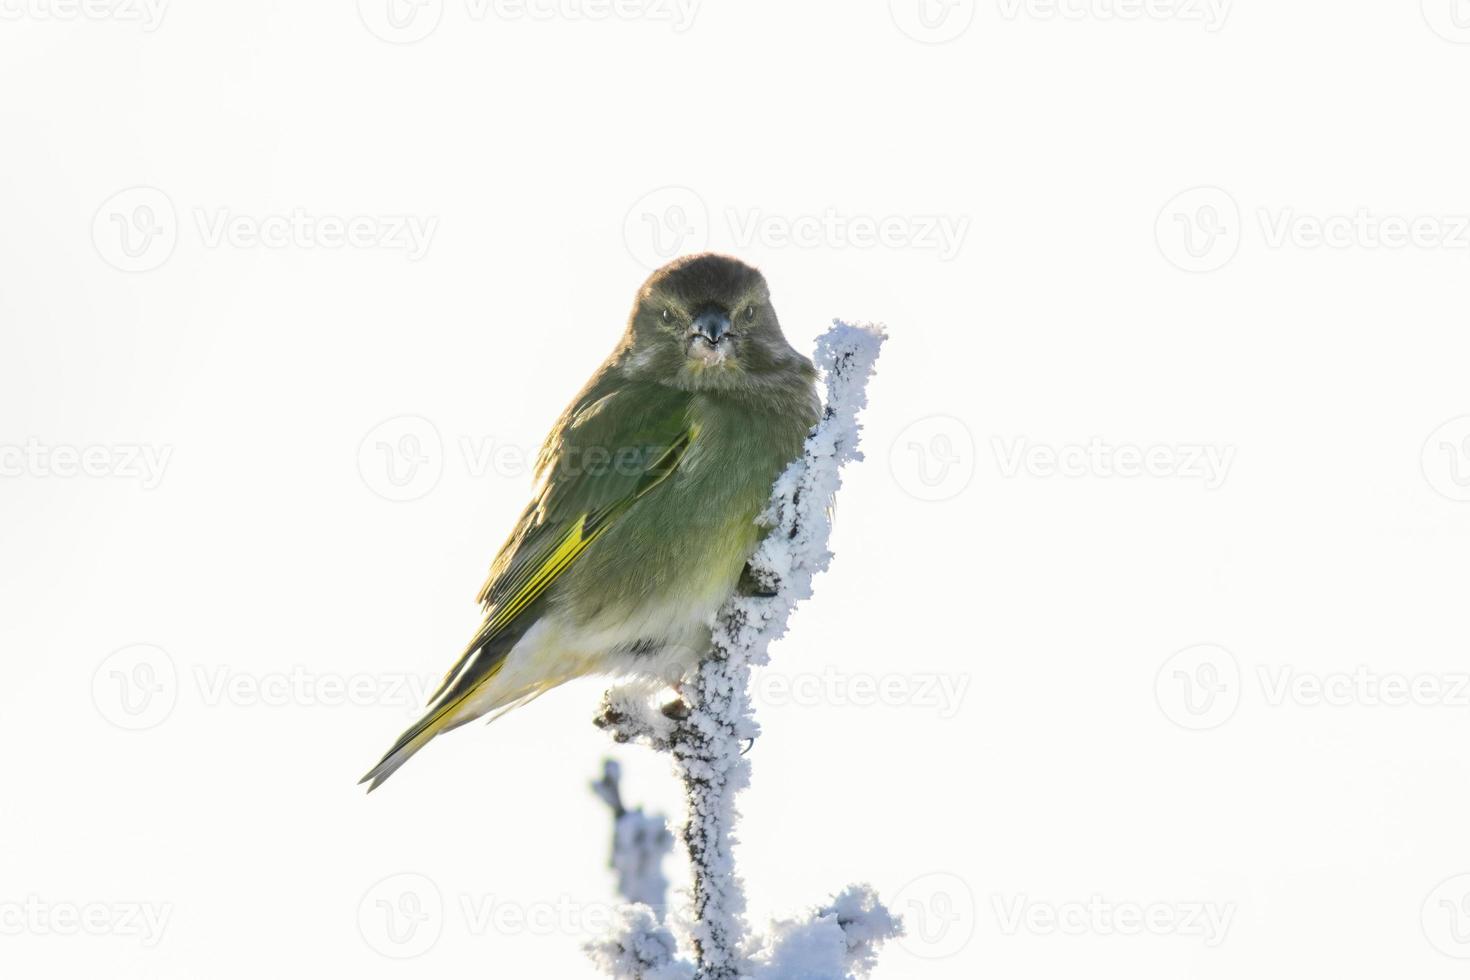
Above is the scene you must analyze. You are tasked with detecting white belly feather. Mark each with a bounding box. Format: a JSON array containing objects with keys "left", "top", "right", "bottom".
[{"left": 449, "top": 575, "right": 732, "bottom": 725}]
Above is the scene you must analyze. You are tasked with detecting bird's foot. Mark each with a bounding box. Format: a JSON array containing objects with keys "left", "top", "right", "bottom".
[{"left": 737, "top": 562, "right": 780, "bottom": 598}]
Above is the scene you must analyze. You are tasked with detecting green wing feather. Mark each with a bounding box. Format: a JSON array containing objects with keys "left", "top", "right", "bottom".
[
  {"left": 429, "top": 379, "right": 695, "bottom": 707},
  {"left": 360, "top": 379, "right": 695, "bottom": 790}
]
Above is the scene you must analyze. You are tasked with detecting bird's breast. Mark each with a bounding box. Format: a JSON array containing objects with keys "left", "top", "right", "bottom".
[{"left": 554, "top": 396, "right": 806, "bottom": 648}]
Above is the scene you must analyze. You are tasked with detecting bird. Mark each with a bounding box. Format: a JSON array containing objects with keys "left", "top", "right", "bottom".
[{"left": 360, "top": 254, "right": 819, "bottom": 791}]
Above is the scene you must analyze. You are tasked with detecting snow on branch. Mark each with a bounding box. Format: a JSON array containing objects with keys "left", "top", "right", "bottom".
[
  {"left": 592, "top": 759, "right": 675, "bottom": 912},
  {"left": 589, "top": 321, "right": 896, "bottom": 980}
]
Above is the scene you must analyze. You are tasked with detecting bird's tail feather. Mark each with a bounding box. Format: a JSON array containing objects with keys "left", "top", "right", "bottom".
[{"left": 358, "top": 661, "right": 507, "bottom": 793}]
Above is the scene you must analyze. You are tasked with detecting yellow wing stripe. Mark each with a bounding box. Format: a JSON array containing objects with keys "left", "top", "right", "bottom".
[
  {"left": 484, "top": 519, "right": 606, "bottom": 633},
  {"left": 477, "top": 425, "right": 700, "bottom": 641}
]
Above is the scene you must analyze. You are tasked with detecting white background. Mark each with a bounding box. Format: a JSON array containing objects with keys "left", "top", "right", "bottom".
[{"left": 3, "top": 1, "right": 1470, "bottom": 977}]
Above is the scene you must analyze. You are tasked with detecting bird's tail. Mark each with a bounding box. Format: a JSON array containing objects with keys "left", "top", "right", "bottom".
[
  {"left": 359, "top": 619, "right": 533, "bottom": 792},
  {"left": 358, "top": 700, "right": 460, "bottom": 793},
  {"left": 359, "top": 657, "right": 511, "bottom": 792}
]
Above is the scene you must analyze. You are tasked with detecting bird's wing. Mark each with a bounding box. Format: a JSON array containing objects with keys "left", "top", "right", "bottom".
[
  {"left": 359, "top": 379, "right": 697, "bottom": 791},
  {"left": 425, "top": 379, "right": 696, "bottom": 707}
]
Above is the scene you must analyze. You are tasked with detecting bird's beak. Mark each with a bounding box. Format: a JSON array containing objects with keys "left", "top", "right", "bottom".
[
  {"left": 690, "top": 310, "right": 732, "bottom": 346},
  {"left": 687, "top": 309, "right": 734, "bottom": 366}
]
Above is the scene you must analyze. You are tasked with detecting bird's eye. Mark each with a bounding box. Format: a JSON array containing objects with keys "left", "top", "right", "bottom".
[
  {"left": 744, "top": 305, "right": 757, "bottom": 321},
  {"left": 661, "top": 308, "right": 673, "bottom": 323}
]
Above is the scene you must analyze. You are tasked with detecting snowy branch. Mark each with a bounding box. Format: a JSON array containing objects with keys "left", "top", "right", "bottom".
[
  {"left": 592, "top": 758, "right": 675, "bottom": 913},
  {"left": 589, "top": 320, "right": 897, "bottom": 980}
]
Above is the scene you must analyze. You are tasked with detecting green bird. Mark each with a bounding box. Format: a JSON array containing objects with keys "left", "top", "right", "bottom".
[{"left": 361, "top": 254, "right": 818, "bottom": 791}]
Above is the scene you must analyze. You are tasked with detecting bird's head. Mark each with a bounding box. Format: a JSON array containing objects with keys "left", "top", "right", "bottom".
[{"left": 621, "top": 253, "right": 812, "bottom": 392}]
